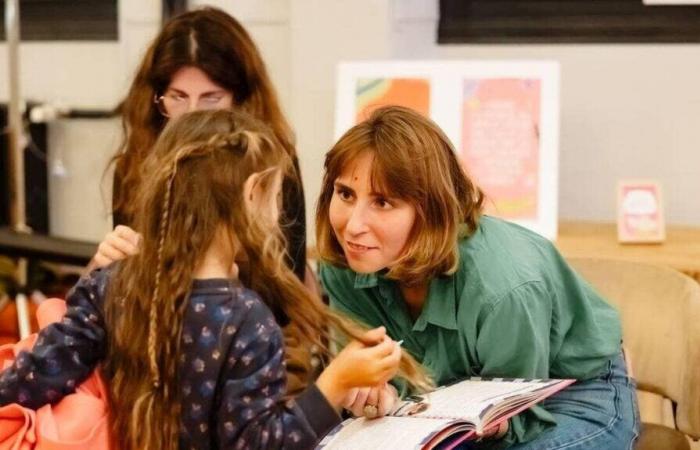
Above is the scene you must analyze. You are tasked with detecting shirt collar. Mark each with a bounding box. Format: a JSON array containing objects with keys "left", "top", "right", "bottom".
[
  {"left": 353, "top": 271, "right": 380, "bottom": 289},
  {"left": 412, "top": 275, "right": 459, "bottom": 332},
  {"left": 352, "top": 271, "right": 459, "bottom": 332}
]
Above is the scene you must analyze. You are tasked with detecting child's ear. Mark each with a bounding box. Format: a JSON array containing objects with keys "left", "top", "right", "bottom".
[
  {"left": 243, "top": 172, "right": 262, "bottom": 209},
  {"left": 244, "top": 168, "right": 282, "bottom": 224}
]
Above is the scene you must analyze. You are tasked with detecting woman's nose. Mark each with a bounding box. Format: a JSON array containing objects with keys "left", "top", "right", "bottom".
[{"left": 345, "top": 205, "right": 369, "bottom": 235}]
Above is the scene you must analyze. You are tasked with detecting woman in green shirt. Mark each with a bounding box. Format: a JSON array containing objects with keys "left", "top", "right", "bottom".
[{"left": 316, "top": 106, "right": 639, "bottom": 449}]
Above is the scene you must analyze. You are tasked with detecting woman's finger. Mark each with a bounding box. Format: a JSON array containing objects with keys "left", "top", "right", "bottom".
[
  {"left": 351, "top": 387, "right": 371, "bottom": 417},
  {"left": 114, "top": 225, "right": 141, "bottom": 246},
  {"left": 365, "top": 387, "right": 379, "bottom": 411},
  {"left": 97, "top": 241, "right": 127, "bottom": 262},
  {"left": 377, "top": 383, "right": 396, "bottom": 416},
  {"left": 108, "top": 237, "right": 138, "bottom": 256},
  {"left": 342, "top": 388, "right": 359, "bottom": 409}
]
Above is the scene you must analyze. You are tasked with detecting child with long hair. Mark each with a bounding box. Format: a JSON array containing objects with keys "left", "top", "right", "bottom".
[
  {"left": 0, "top": 109, "right": 431, "bottom": 450},
  {"left": 91, "top": 5, "right": 318, "bottom": 397},
  {"left": 316, "top": 106, "right": 639, "bottom": 448}
]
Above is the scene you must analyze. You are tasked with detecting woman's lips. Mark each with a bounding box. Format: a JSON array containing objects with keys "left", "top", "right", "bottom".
[{"left": 346, "top": 241, "right": 376, "bottom": 253}]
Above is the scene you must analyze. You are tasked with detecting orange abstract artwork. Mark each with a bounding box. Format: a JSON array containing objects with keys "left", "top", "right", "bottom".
[{"left": 354, "top": 78, "right": 430, "bottom": 124}]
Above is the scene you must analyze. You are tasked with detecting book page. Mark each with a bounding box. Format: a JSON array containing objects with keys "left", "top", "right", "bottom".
[
  {"left": 316, "top": 416, "right": 460, "bottom": 450},
  {"left": 409, "top": 379, "right": 563, "bottom": 422}
]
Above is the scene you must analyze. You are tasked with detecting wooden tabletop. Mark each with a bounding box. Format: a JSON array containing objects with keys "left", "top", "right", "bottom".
[{"left": 556, "top": 221, "right": 700, "bottom": 282}]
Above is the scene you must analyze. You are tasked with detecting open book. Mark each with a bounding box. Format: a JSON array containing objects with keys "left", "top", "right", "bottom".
[{"left": 316, "top": 377, "right": 575, "bottom": 450}]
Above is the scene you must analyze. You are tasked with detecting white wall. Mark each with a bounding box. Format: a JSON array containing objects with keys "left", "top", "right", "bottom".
[
  {"left": 390, "top": 0, "right": 700, "bottom": 225},
  {"left": 1, "top": 0, "right": 698, "bottom": 246},
  {"left": 0, "top": 0, "right": 161, "bottom": 241}
]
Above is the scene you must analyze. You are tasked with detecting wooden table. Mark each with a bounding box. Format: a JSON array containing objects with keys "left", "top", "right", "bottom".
[{"left": 556, "top": 221, "right": 700, "bottom": 283}]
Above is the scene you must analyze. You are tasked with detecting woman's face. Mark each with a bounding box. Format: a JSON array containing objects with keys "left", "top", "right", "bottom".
[
  {"left": 158, "top": 66, "right": 234, "bottom": 119},
  {"left": 329, "top": 152, "right": 416, "bottom": 274}
]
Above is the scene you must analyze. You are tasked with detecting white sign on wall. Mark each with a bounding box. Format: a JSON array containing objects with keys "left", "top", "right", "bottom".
[{"left": 335, "top": 60, "right": 561, "bottom": 240}]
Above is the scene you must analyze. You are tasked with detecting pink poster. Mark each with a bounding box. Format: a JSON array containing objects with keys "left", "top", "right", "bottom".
[{"left": 460, "top": 79, "right": 541, "bottom": 220}]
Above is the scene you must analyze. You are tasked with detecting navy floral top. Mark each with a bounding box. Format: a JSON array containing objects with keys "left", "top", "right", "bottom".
[{"left": 0, "top": 268, "right": 340, "bottom": 449}]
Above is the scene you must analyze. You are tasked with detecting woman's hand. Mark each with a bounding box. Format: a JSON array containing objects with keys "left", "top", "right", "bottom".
[
  {"left": 88, "top": 225, "right": 141, "bottom": 270},
  {"left": 343, "top": 383, "right": 399, "bottom": 419},
  {"left": 316, "top": 327, "right": 401, "bottom": 411},
  {"left": 479, "top": 420, "right": 509, "bottom": 440}
]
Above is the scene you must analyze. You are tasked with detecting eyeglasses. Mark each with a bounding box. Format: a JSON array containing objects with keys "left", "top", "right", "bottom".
[{"left": 154, "top": 92, "right": 230, "bottom": 118}]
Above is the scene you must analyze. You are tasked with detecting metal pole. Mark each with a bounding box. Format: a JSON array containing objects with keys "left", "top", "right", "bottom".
[
  {"left": 5, "top": 0, "right": 28, "bottom": 233},
  {"left": 5, "top": 0, "right": 31, "bottom": 339}
]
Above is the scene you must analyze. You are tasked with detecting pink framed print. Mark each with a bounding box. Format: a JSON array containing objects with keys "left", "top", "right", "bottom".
[{"left": 617, "top": 180, "right": 665, "bottom": 243}]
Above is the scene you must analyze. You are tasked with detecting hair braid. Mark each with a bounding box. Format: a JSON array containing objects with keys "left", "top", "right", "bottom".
[{"left": 147, "top": 143, "right": 203, "bottom": 388}]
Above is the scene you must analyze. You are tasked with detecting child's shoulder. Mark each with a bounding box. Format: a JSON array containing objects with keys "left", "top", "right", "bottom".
[{"left": 188, "top": 279, "right": 280, "bottom": 331}]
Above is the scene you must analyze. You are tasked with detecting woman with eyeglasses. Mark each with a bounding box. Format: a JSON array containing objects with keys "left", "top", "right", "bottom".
[{"left": 88, "top": 6, "right": 316, "bottom": 394}]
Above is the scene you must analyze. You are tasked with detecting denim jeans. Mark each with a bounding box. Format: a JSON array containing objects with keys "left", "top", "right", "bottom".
[{"left": 462, "top": 353, "right": 640, "bottom": 450}]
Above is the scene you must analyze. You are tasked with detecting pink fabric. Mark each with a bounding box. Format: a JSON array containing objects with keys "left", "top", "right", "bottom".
[{"left": 0, "top": 299, "right": 111, "bottom": 450}]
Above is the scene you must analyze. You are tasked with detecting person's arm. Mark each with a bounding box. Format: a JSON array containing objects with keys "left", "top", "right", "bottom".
[
  {"left": 0, "top": 269, "right": 108, "bottom": 409},
  {"left": 215, "top": 298, "right": 338, "bottom": 449},
  {"left": 473, "top": 281, "right": 558, "bottom": 449},
  {"left": 320, "top": 263, "right": 411, "bottom": 398},
  {"left": 216, "top": 294, "right": 401, "bottom": 449}
]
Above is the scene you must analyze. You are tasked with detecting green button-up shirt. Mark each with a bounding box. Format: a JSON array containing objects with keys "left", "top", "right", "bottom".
[{"left": 320, "top": 216, "right": 622, "bottom": 448}]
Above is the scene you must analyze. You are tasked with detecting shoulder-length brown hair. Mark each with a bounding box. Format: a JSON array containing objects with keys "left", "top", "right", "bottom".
[
  {"left": 105, "top": 109, "right": 431, "bottom": 450},
  {"left": 316, "top": 106, "right": 485, "bottom": 285},
  {"left": 112, "top": 6, "right": 295, "bottom": 223}
]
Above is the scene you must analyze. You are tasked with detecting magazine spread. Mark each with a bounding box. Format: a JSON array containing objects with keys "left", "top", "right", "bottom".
[{"left": 316, "top": 377, "right": 575, "bottom": 450}]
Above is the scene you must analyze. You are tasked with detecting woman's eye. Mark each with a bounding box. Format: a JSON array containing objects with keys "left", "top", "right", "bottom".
[
  {"left": 202, "top": 96, "right": 223, "bottom": 104},
  {"left": 168, "top": 94, "right": 187, "bottom": 102},
  {"left": 375, "top": 198, "right": 393, "bottom": 209},
  {"left": 336, "top": 188, "right": 352, "bottom": 201}
]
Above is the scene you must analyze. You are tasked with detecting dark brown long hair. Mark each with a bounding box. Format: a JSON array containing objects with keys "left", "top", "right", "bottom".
[
  {"left": 316, "top": 106, "right": 485, "bottom": 285},
  {"left": 104, "top": 109, "right": 431, "bottom": 450},
  {"left": 112, "top": 6, "right": 295, "bottom": 224}
]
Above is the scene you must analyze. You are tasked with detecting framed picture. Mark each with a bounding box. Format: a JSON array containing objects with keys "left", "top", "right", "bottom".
[
  {"left": 335, "top": 60, "right": 560, "bottom": 239},
  {"left": 617, "top": 180, "right": 665, "bottom": 243}
]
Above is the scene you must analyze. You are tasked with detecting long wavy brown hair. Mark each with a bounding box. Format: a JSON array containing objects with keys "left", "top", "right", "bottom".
[
  {"left": 103, "top": 109, "right": 432, "bottom": 450},
  {"left": 316, "top": 106, "right": 485, "bottom": 286},
  {"left": 112, "top": 6, "right": 295, "bottom": 224}
]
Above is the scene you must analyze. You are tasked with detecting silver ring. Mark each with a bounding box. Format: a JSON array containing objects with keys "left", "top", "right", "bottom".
[{"left": 363, "top": 404, "right": 379, "bottom": 419}]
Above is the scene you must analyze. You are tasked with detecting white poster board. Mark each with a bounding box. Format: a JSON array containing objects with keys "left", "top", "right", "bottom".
[{"left": 335, "top": 61, "right": 561, "bottom": 240}]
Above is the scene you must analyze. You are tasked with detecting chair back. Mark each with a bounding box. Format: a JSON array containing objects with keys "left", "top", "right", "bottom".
[{"left": 568, "top": 257, "right": 700, "bottom": 438}]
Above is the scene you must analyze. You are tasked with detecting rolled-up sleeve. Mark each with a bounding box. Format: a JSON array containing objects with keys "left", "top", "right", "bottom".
[{"left": 475, "top": 281, "right": 558, "bottom": 448}]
